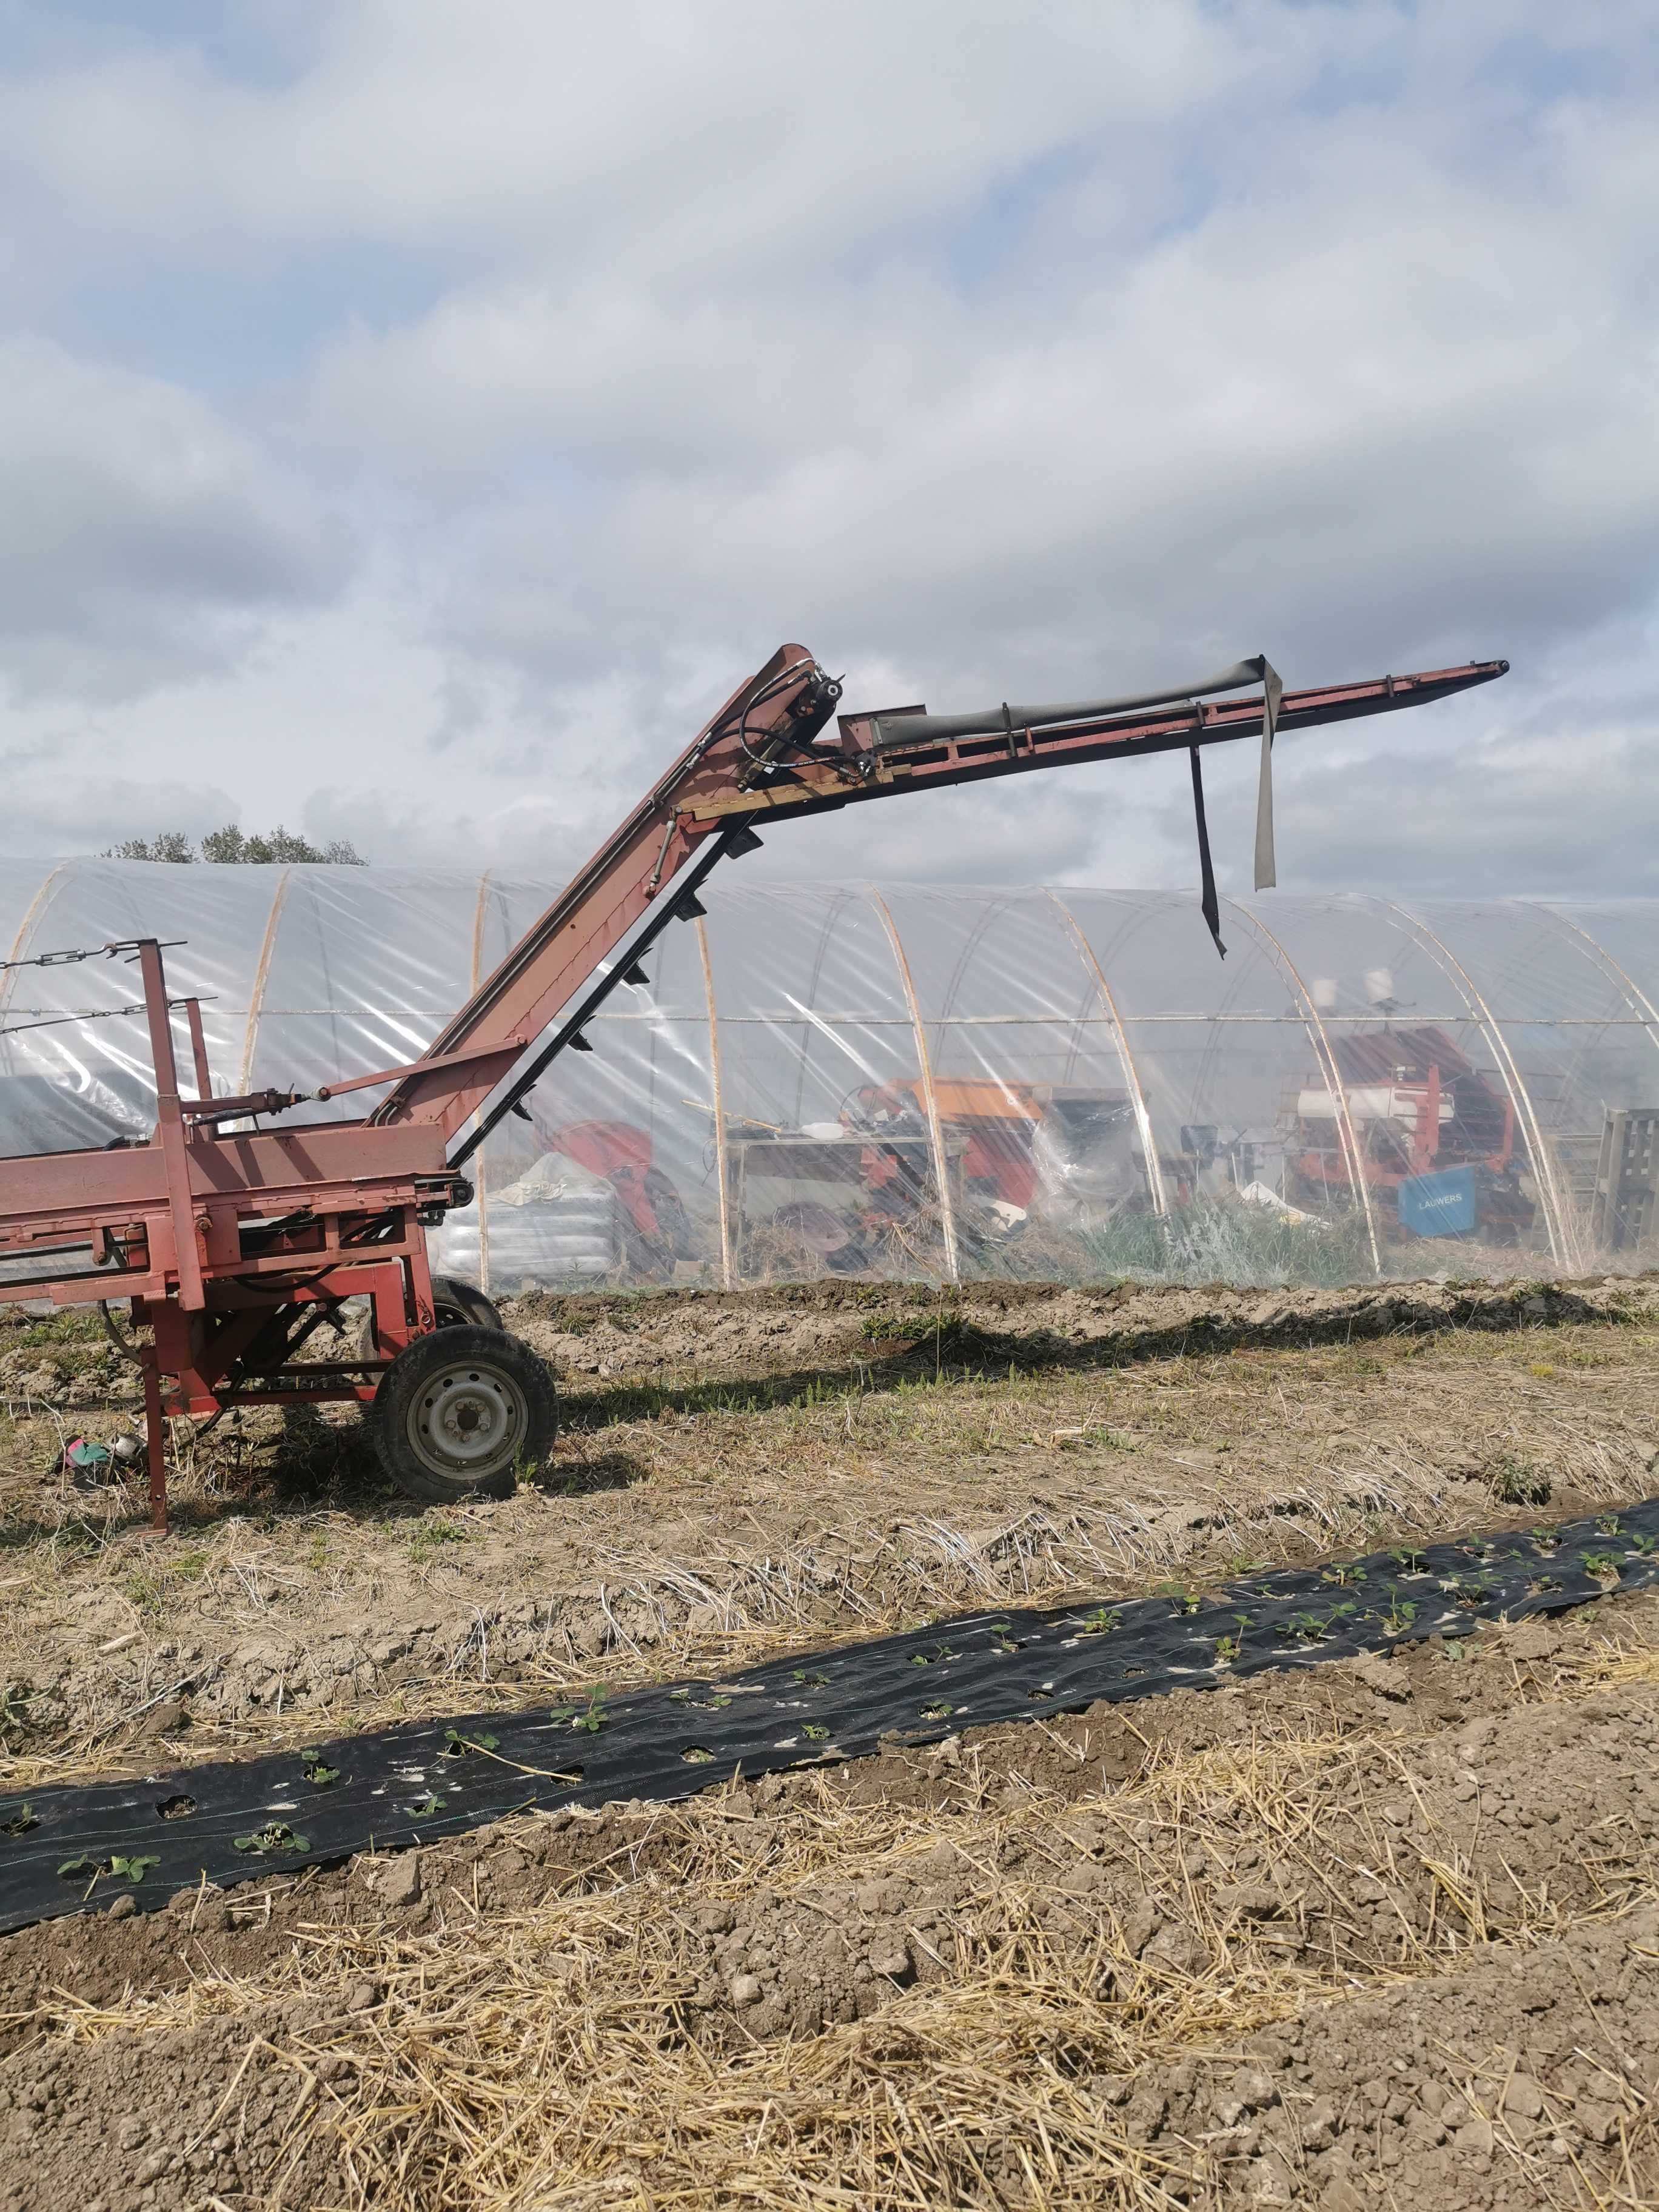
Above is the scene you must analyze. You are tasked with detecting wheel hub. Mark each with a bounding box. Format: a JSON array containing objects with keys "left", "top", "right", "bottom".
[{"left": 407, "top": 1359, "right": 526, "bottom": 1478}]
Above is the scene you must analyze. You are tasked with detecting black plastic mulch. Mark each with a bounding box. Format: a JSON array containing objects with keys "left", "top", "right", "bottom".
[{"left": 3, "top": 1495, "right": 1657, "bottom": 1936}]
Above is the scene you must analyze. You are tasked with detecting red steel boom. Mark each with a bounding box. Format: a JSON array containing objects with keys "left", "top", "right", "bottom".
[{"left": 0, "top": 645, "right": 1506, "bottom": 1526}]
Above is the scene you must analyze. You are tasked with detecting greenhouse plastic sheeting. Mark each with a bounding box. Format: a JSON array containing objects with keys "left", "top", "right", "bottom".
[{"left": 1, "top": 862, "right": 1657, "bottom": 1290}]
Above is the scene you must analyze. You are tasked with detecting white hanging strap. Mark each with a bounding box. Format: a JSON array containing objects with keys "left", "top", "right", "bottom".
[{"left": 1253, "top": 655, "right": 1283, "bottom": 892}]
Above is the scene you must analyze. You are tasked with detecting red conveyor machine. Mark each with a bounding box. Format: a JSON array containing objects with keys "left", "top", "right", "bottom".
[{"left": 0, "top": 645, "right": 1506, "bottom": 1525}]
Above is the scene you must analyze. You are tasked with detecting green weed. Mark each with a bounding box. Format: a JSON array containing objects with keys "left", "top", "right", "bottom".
[
  {"left": 859, "top": 1313, "right": 922, "bottom": 1345},
  {"left": 1486, "top": 1452, "right": 1552, "bottom": 1507},
  {"left": 1277, "top": 1610, "right": 1329, "bottom": 1644},
  {"left": 562, "top": 1690, "right": 608, "bottom": 1734},
  {"left": 232, "top": 1823, "right": 309, "bottom": 1854},
  {"left": 57, "top": 1851, "right": 158, "bottom": 1885},
  {"left": 407, "top": 1520, "right": 473, "bottom": 1563},
  {"left": 441, "top": 1727, "right": 500, "bottom": 1757}
]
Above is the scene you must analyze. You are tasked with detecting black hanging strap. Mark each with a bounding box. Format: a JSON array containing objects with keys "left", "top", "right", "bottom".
[{"left": 1188, "top": 745, "right": 1225, "bottom": 959}]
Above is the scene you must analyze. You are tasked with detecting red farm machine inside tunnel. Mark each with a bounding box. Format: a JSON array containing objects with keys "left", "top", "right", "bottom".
[
  {"left": 544, "top": 1119, "right": 696, "bottom": 1279},
  {"left": 0, "top": 643, "right": 1507, "bottom": 1527},
  {"left": 765, "top": 1078, "right": 1150, "bottom": 1271},
  {"left": 1288, "top": 1021, "right": 1535, "bottom": 1245}
]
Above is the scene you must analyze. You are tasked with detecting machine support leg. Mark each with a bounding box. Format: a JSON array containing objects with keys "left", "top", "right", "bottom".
[
  {"left": 142, "top": 1359, "right": 169, "bottom": 1535},
  {"left": 137, "top": 940, "right": 207, "bottom": 1313},
  {"left": 183, "top": 997, "right": 213, "bottom": 1100}
]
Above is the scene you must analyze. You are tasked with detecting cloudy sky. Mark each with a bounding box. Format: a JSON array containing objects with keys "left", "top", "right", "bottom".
[{"left": 0, "top": 0, "right": 1655, "bottom": 898}]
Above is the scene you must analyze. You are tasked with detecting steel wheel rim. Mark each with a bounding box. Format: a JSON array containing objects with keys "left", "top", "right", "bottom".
[{"left": 406, "top": 1358, "right": 526, "bottom": 1480}]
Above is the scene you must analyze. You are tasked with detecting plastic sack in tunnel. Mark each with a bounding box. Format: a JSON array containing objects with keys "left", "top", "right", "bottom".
[
  {"left": 435, "top": 1148, "right": 620, "bottom": 1287},
  {"left": 1028, "top": 1093, "right": 1147, "bottom": 1231}
]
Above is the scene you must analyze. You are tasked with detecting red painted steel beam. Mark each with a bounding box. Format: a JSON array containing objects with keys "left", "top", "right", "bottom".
[
  {"left": 686, "top": 661, "right": 1509, "bottom": 824},
  {"left": 369, "top": 652, "right": 1505, "bottom": 1141},
  {"left": 370, "top": 644, "right": 834, "bottom": 1140},
  {"left": 136, "top": 937, "right": 205, "bottom": 1312},
  {"left": 315, "top": 1033, "right": 528, "bottom": 1102},
  {"left": 0, "top": 1119, "right": 454, "bottom": 1292}
]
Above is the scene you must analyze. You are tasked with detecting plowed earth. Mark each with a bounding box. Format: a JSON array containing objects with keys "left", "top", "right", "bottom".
[{"left": 0, "top": 1275, "right": 1657, "bottom": 2208}]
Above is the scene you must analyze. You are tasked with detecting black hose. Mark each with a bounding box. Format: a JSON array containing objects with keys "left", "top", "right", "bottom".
[{"left": 96, "top": 1301, "right": 142, "bottom": 1367}]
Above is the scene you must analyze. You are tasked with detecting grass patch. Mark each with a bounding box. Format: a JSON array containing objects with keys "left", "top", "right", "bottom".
[
  {"left": 122, "top": 1547, "right": 212, "bottom": 1615},
  {"left": 967, "top": 1199, "right": 1377, "bottom": 1290},
  {"left": 406, "top": 1520, "right": 475, "bottom": 1564},
  {"left": 0, "top": 1311, "right": 106, "bottom": 1350}
]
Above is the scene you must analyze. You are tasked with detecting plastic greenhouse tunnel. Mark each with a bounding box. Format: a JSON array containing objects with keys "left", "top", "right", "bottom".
[{"left": 1, "top": 860, "right": 1657, "bottom": 1291}]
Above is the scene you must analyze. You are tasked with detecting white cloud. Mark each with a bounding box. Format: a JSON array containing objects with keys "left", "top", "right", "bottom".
[
  {"left": 1190, "top": 711, "right": 1659, "bottom": 903},
  {"left": 0, "top": 763, "right": 242, "bottom": 859},
  {"left": 0, "top": 0, "right": 1654, "bottom": 903},
  {"left": 0, "top": 337, "right": 349, "bottom": 700},
  {"left": 0, "top": 3, "right": 1216, "bottom": 267},
  {"left": 422, "top": 88, "right": 1658, "bottom": 691}
]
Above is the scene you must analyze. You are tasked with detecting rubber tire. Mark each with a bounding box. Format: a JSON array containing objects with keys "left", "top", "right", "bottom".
[
  {"left": 369, "top": 1324, "right": 558, "bottom": 1506},
  {"left": 356, "top": 1273, "right": 503, "bottom": 1360},
  {"left": 430, "top": 1273, "right": 505, "bottom": 1331}
]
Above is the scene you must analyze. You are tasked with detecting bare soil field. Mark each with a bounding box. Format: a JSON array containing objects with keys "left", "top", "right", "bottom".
[{"left": 0, "top": 1273, "right": 1657, "bottom": 2208}]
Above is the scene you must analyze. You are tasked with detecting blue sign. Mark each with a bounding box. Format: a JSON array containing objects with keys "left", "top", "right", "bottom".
[{"left": 1399, "top": 1165, "right": 1478, "bottom": 1238}]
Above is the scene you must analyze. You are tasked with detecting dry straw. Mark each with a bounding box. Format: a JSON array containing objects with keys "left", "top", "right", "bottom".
[{"left": 41, "top": 1620, "right": 1659, "bottom": 2208}]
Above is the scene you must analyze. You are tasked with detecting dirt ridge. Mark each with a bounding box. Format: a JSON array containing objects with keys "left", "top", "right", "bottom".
[{"left": 1, "top": 1595, "right": 1656, "bottom": 2207}]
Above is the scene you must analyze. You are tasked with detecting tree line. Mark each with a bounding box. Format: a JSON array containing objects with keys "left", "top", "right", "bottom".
[{"left": 104, "top": 826, "right": 367, "bottom": 865}]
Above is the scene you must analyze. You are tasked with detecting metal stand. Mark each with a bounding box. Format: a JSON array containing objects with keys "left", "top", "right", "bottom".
[{"left": 142, "top": 1358, "right": 168, "bottom": 1535}]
